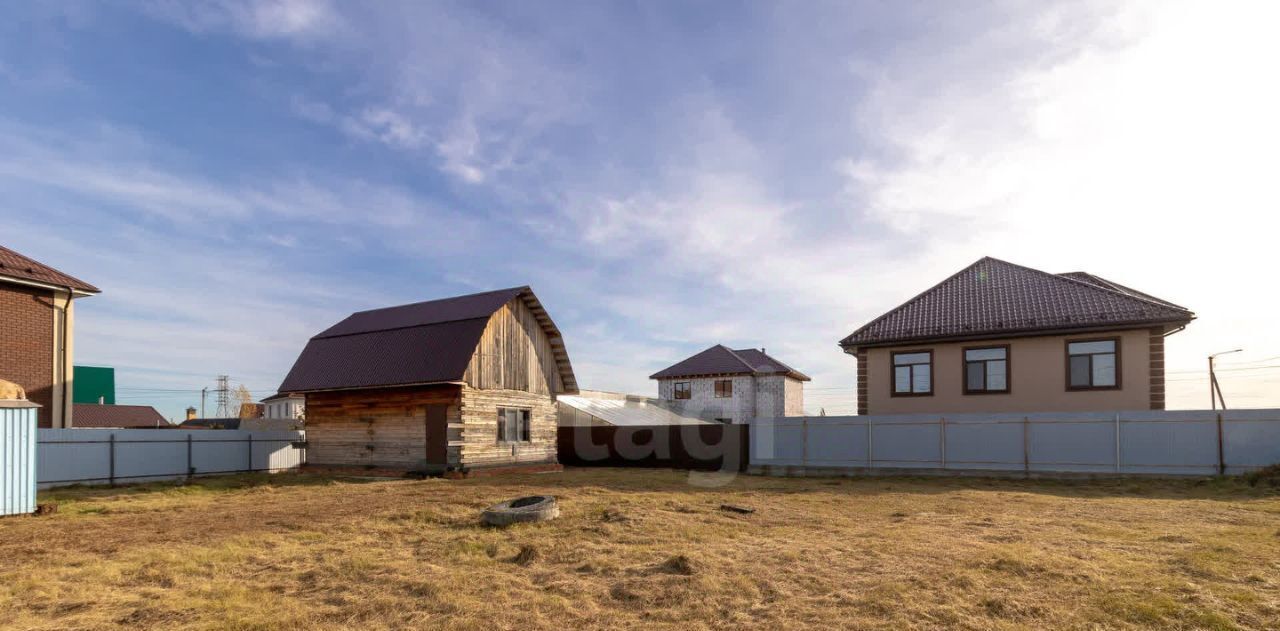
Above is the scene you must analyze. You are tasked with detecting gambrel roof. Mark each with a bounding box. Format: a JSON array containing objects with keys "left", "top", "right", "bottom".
[
  {"left": 839, "top": 257, "right": 1194, "bottom": 350},
  {"left": 280, "top": 287, "right": 577, "bottom": 393}
]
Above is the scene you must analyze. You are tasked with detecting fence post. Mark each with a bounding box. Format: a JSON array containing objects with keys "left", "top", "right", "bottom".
[
  {"left": 1114, "top": 413, "right": 1122, "bottom": 473},
  {"left": 801, "top": 415, "right": 808, "bottom": 467},
  {"left": 186, "top": 434, "right": 194, "bottom": 478},
  {"left": 247, "top": 434, "right": 254, "bottom": 473},
  {"left": 939, "top": 417, "right": 947, "bottom": 470},
  {"left": 1022, "top": 416, "right": 1030, "bottom": 476},
  {"left": 1216, "top": 413, "right": 1225, "bottom": 475},
  {"left": 866, "top": 417, "right": 873, "bottom": 471},
  {"left": 108, "top": 433, "right": 116, "bottom": 487}
]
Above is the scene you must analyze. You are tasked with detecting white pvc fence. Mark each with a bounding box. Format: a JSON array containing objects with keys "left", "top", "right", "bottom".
[
  {"left": 750, "top": 409, "right": 1280, "bottom": 477},
  {"left": 37, "top": 429, "right": 306, "bottom": 488}
]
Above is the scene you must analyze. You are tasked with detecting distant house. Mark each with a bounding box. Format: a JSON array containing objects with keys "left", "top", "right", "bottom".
[
  {"left": 279, "top": 286, "right": 578, "bottom": 474},
  {"left": 72, "top": 404, "right": 171, "bottom": 429},
  {"left": 181, "top": 417, "right": 241, "bottom": 430},
  {"left": 839, "top": 257, "right": 1195, "bottom": 415},
  {"left": 260, "top": 392, "right": 305, "bottom": 420},
  {"left": 650, "top": 345, "right": 810, "bottom": 423},
  {"left": 0, "top": 245, "right": 100, "bottom": 428}
]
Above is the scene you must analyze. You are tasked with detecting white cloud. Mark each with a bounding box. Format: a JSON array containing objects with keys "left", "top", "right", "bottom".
[
  {"left": 143, "top": 0, "right": 340, "bottom": 40},
  {"left": 839, "top": 0, "right": 1280, "bottom": 408}
]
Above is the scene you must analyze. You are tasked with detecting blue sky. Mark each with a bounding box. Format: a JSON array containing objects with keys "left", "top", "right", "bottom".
[{"left": 3, "top": 0, "right": 1278, "bottom": 421}]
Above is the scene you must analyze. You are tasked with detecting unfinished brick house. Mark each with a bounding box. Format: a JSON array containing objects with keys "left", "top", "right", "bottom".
[
  {"left": 651, "top": 345, "right": 810, "bottom": 423},
  {"left": 0, "top": 245, "right": 99, "bottom": 428},
  {"left": 279, "top": 286, "right": 578, "bottom": 475}
]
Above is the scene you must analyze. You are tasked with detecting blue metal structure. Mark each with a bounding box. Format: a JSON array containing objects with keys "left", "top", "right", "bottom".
[{"left": 1, "top": 401, "right": 39, "bottom": 516}]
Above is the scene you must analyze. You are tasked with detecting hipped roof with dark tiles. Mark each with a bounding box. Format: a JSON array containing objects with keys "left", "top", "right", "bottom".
[
  {"left": 839, "top": 257, "right": 1194, "bottom": 350},
  {"left": 650, "top": 345, "right": 811, "bottom": 381},
  {"left": 0, "top": 245, "right": 100, "bottom": 293},
  {"left": 279, "top": 286, "right": 578, "bottom": 394},
  {"left": 72, "top": 404, "right": 169, "bottom": 428}
]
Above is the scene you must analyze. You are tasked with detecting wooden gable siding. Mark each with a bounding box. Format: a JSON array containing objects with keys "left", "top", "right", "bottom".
[
  {"left": 462, "top": 297, "right": 564, "bottom": 395},
  {"left": 304, "top": 385, "right": 462, "bottom": 469}
]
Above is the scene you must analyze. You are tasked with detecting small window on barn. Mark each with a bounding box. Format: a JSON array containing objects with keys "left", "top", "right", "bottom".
[
  {"left": 891, "top": 351, "right": 932, "bottom": 396},
  {"left": 964, "top": 346, "right": 1009, "bottom": 394},
  {"left": 1067, "top": 339, "right": 1119, "bottom": 390},
  {"left": 497, "top": 408, "right": 532, "bottom": 443},
  {"left": 714, "top": 379, "right": 733, "bottom": 398},
  {"left": 674, "top": 382, "right": 691, "bottom": 399}
]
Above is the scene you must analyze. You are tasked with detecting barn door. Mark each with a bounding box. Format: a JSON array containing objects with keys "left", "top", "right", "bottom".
[{"left": 425, "top": 404, "right": 449, "bottom": 466}]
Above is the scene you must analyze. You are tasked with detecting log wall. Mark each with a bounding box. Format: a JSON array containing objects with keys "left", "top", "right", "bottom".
[
  {"left": 304, "top": 385, "right": 462, "bottom": 469},
  {"left": 459, "top": 387, "right": 558, "bottom": 468}
]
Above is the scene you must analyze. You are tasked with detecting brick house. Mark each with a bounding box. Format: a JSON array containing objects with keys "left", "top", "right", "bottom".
[
  {"left": 0, "top": 245, "right": 100, "bottom": 428},
  {"left": 839, "top": 257, "right": 1195, "bottom": 415},
  {"left": 650, "top": 345, "right": 809, "bottom": 423}
]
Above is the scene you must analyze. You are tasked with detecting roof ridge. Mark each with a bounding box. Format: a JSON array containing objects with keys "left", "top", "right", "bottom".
[
  {"left": 839, "top": 257, "right": 993, "bottom": 347},
  {"left": 1056, "top": 271, "right": 1190, "bottom": 313},
  {"left": 345, "top": 285, "right": 530, "bottom": 317},
  {"left": 1018, "top": 264, "right": 1190, "bottom": 316},
  {"left": 718, "top": 345, "right": 759, "bottom": 373}
]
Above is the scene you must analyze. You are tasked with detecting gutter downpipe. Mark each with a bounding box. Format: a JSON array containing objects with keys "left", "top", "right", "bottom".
[{"left": 61, "top": 286, "right": 73, "bottom": 429}]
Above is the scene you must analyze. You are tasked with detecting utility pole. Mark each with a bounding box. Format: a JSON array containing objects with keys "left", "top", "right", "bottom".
[
  {"left": 1208, "top": 349, "right": 1242, "bottom": 410},
  {"left": 201, "top": 387, "right": 208, "bottom": 419}
]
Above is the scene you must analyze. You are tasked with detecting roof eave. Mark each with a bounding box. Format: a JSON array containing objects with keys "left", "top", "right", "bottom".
[
  {"left": 840, "top": 316, "right": 1195, "bottom": 352},
  {"left": 283, "top": 380, "right": 466, "bottom": 395},
  {"left": 0, "top": 274, "right": 99, "bottom": 295}
]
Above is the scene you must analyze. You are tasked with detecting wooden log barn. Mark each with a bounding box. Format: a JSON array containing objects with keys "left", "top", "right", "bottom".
[{"left": 279, "top": 286, "right": 578, "bottom": 475}]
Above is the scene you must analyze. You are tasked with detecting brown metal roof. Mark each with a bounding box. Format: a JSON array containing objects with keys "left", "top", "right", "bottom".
[
  {"left": 279, "top": 286, "right": 578, "bottom": 394},
  {"left": 0, "top": 245, "right": 99, "bottom": 293},
  {"left": 839, "top": 257, "right": 1195, "bottom": 350},
  {"left": 650, "top": 345, "right": 811, "bottom": 381},
  {"left": 72, "top": 404, "right": 170, "bottom": 428}
]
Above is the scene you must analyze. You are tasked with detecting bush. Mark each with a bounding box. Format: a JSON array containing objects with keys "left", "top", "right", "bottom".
[{"left": 1243, "top": 464, "right": 1280, "bottom": 487}]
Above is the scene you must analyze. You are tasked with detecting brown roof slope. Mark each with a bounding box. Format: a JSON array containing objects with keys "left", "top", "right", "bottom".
[
  {"left": 1057, "top": 271, "right": 1189, "bottom": 311},
  {"left": 0, "top": 245, "right": 99, "bottom": 293},
  {"left": 839, "top": 257, "right": 1194, "bottom": 350},
  {"left": 73, "top": 404, "right": 169, "bottom": 428},
  {"left": 280, "top": 286, "right": 577, "bottom": 394},
  {"left": 650, "top": 345, "right": 811, "bottom": 381}
]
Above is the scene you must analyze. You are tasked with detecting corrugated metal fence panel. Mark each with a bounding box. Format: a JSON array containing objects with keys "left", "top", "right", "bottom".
[
  {"left": 37, "top": 429, "right": 306, "bottom": 488},
  {"left": 750, "top": 409, "right": 1280, "bottom": 477},
  {"left": 2, "top": 406, "right": 38, "bottom": 516}
]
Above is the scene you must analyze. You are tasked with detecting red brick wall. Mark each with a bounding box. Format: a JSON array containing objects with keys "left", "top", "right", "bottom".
[{"left": 0, "top": 284, "right": 55, "bottom": 427}]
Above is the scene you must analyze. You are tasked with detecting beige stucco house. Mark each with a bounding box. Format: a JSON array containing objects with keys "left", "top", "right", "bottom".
[
  {"left": 839, "top": 257, "right": 1194, "bottom": 415},
  {"left": 651, "top": 345, "right": 809, "bottom": 423}
]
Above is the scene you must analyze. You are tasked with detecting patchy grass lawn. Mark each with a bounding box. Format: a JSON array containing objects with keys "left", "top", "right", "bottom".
[{"left": 1, "top": 469, "right": 1278, "bottom": 630}]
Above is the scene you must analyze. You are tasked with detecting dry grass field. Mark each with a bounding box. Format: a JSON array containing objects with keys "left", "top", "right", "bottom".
[{"left": 1, "top": 469, "right": 1278, "bottom": 630}]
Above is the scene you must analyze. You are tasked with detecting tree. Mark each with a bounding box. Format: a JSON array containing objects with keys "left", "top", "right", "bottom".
[{"left": 234, "top": 384, "right": 258, "bottom": 418}]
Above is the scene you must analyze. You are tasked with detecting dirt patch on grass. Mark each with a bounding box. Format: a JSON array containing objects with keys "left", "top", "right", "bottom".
[{"left": 0, "top": 469, "right": 1276, "bottom": 629}]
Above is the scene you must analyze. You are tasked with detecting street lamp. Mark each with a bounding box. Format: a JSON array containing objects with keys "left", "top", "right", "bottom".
[{"left": 1208, "top": 349, "right": 1242, "bottom": 410}]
